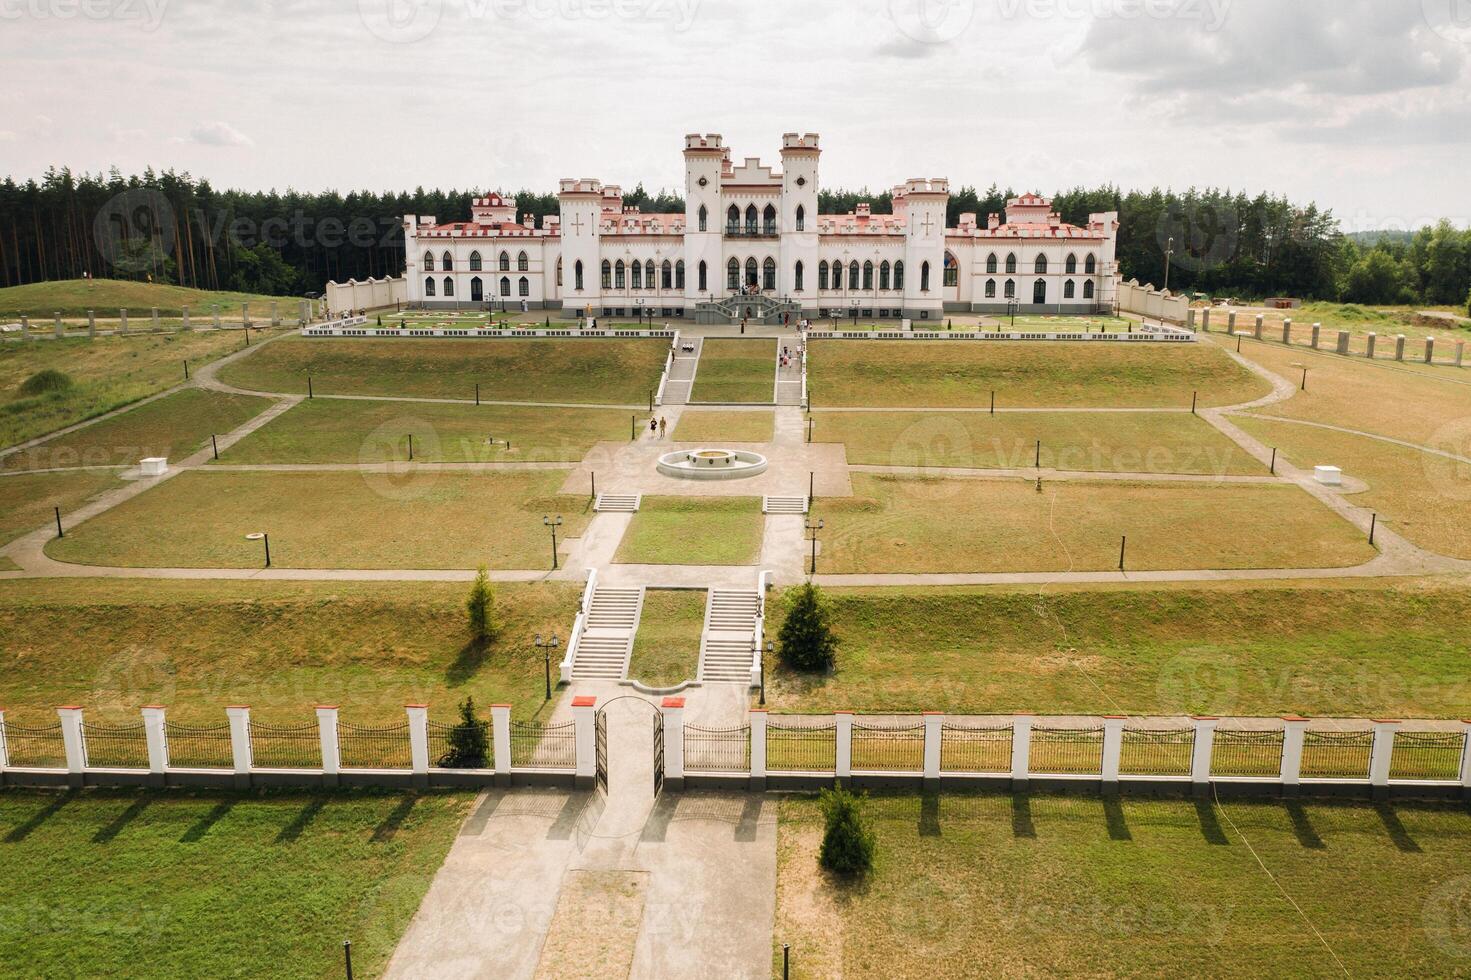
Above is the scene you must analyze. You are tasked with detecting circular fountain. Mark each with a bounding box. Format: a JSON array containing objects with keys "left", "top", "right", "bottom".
[{"left": 656, "top": 447, "right": 769, "bottom": 480}]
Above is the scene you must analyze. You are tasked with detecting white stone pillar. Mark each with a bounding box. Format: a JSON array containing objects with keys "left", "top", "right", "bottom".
[
  {"left": 1336, "top": 329, "right": 1349, "bottom": 355},
  {"left": 1369, "top": 719, "right": 1399, "bottom": 793},
  {"left": 17, "top": 316, "right": 26, "bottom": 340},
  {"left": 1227, "top": 310, "right": 1236, "bottom": 333},
  {"left": 1394, "top": 334, "right": 1405, "bottom": 361},
  {"left": 271, "top": 301, "right": 280, "bottom": 326},
  {"left": 491, "top": 704, "right": 512, "bottom": 778},
  {"left": 749, "top": 709, "right": 767, "bottom": 790},
  {"left": 151, "top": 307, "right": 160, "bottom": 331},
  {"left": 0, "top": 709, "right": 8, "bottom": 768},
  {"left": 181, "top": 305, "right": 191, "bottom": 331},
  {"left": 87, "top": 310, "right": 96, "bottom": 338},
  {"left": 1279, "top": 317, "right": 1288, "bottom": 343},
  {"left": 406, "top": 704, "right": 429, "bottom": 783},
  {"left": 226, "top": 706, "right": 252, "bottom": 785},
  {"left": 1011, "top": 714, "right": 1033, "bottom": 787},
  {"left": 119, "top": 309, "right": 129, "bottom": 334},
  {"left": 1190, "top": 717, "right": 1218, "bottom": 794},
  {"left": 1460, "top": 721, "right": 1471, "bottom": 792},
  {"left": 141, "top": 706, "right": 168, "bottom": 777},
  {"left": 922, "top": 712, "right": 942, "bottom": 784},
  {"left": 661, "top": 697, "right": 685, "bottom": 790},
  {"left": 1187, "top": 308, "right": 1197, "bottom": 331},
  {"left": 299, "top": 299, "right": 311, "bottom": 326},
  {"left": 1252, "top": 315, "right": 1262, "bottom": 340},
  {"left": 1280, "top": 716, "right": 1309, "bottom": 790},
  {"left": 1366, "top": 332, "right": 1377, "bottom": 358},
  {"left": 212, "top": 308, "right": 221, "bottom": 330},
  {"left": 57, "top": 706, "right": 86, "bottom": 779},
  {"left": 316, "top": 705, "right": 340, "bottom": 782},
  {"left": 572, "top": 696, "right": 597, "bottom": 788},
  {"left": 1425, "top": 337, "right": 1435, "bottom": 364},
  {"left": 834, "top": 711, "right": 853, "bottom": 780},
  {"left": 1457, "top": 341, "right": 1465, "bottom": 368},
  {"left": 52, "top": 313, "right": 62, "bottom": 338},
  {"left": 242, "top": 303, "right": 251, "bottom": 327},
  {"left": 1101, "top": 716, "right": 1126, "bottom": 789},
  {"left": 1310, "top": 323, "right": 1321, "bottom": 349}
]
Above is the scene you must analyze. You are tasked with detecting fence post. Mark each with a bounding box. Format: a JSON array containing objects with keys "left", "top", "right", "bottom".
[
  {"left": 17, "top": 316, "right": 27, "bottom": 340},
  {"left": 57, "top": 706, "right": 86, "bottom": 784},
  {"left": 226, "top": 706, "right": 252, "bottom": 788},
  {"left": 661, "top": 698, "right": 685, "bottom": 791},
  {"left": 1394, "top": 334, "right": 1405, "bottom": 361},
  {"left": 1190, "top": 716, "right": 1218, "bottom": 797},
  {"left": 0, "top": 708, "right": 8, "bottom": 770},
  {"left": 1011, "top": 714, "right": 1033, "bottom": 791},
  {"left": 1366, "top": 332, "right": 1377, "bottom": 358},
  {"left": 1310, "top": 323, "right": 1320, "bottom": 349},
  {"left": 1460, "top": 721, "right": 1471, "bottom": 798},
  {"left": 1101, "top": 716, "right": 1126, "bottom": 793},
  {"left": 1280, "top": 716, "right": 1308, "bottom": 795},
  {"left": 749, "top": 709, "right": 767, "bottom": 791},
  {"left": 1279, "top": 317, "right": 1289, "bottom": 344},
  {"left": 572, "top": 696, "right": 597, "bottom": 789},
  {"left": 119, "top": 309, "right": 129, "bottom": 334},
  {"left": 151, "top": 307, "right": 160, "bottom": 331},
  {"left": 491, "top": 704, "right": 512, "bottom": 784},
  {"left": 834, "top": 712, "right": 853, "bottom": 782},
  {"left": 1336, "top": 330, "right": 1350, "bottom": 355},
  {"left": 1226, "top": 310, "right": 1236, "bottom": 334},
  {"left": 271, "top": 300, "right": 281, "bottom": 327},
  {"left": 87, "top": 310, "right": 96, "bottom": 338},
  {"left": 922, "top": 712, "right": 942, "bottom": 787},
  {"left": 1457, "top": 341, "right": 1465, "bottom": 368},
  {"left": 181, "top": 305, "right": 190, "bottom": 332},
  {"left": 1369, "top": 719, "right": 1399, "bottom": 798},
  {"left": 1200, "top": 309, "right": 1210, "bottom": 332},
  {"left": 316, "top": 705, "right": 340, "bottom": 786},
  {"left": 53, "top": 313, "right": 63, "bottom": 338},
  {"left": 1425, "top": 337, "right": 1435, "bottom": 364},
  {"left": 141, "top": 705, "right": 168, "bottom": 785},
  {"left": 405, "top": 704, "right": 430, "bottom": 787}
]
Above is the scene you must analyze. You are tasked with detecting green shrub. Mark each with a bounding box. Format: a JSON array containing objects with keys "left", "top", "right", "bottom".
[
  {"left": 819, "top": 786, "right": 875, "bottom": 875},
  {"left": 18, "top": 369, "right": 73, "bottom": 397},
  {"left": 778, "top": 582, "right": 838, "bottom": 672},
  {"left": 437, "top": 697, "right": 489, "bottom": 768}
]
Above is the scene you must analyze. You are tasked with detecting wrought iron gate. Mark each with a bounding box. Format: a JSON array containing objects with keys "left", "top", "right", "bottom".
[
  {"left": 653, "top": 711, "right": 665, "bottom": 796},
  {"left": 595, "top": 710, "right": 608, "bottom": 794}
]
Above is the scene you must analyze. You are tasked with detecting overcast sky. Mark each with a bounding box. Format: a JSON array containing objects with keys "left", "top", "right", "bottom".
[{"left": 2, "top": 0, "right": 1468, "bottom": 229}]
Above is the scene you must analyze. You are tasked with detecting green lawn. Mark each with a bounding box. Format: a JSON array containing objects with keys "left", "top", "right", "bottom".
[
  {"left": 0, "top": 330, "right": 258, "bottom": 449},
  {"left": 0, "top": 577, "right": 579, "bottom": 725},
  {"left": 3, "top": 388, "right": 272, "bottom": 471},
  {"left": 816, "top": 473, "right": 1373, "bottom": 574},
  {"left": 689, "top": 339, "right": 776, "bottom": 403},
  {"left": 218, "top": 336, "right": 668, "bottom": 405},
  {"left": 614, "top": 496, "right": 765, "bottom": 566},
  {"left": 808, "top": 341, "right": 1270, "bottom": 409},
  {"left": 815, "top": 410, "right": 1263, "bottom": 474},
  {"left": 775, "top": 793, "right": 1471, "bottom": 977},
  {"left": 0, "top": 468, "right": 122, "bottom": 546},
  {"left": 763, "top": 581, "right": 1471, "bottom": 717},
  {"left": 0, "top": 788, "right": 471, "bottom": 979},
  {"left": 45, "top": 470, "right": 592, "bottom": 570},
  {"left": 627, "top": 589, "right": 706, "bottom": 687},
  {"left": 0, "top": 278, "right": 298, "bottom": 318},
  {"left": 671, "top": 410, "right": 775, "bottom": 444},
  {"left": 221, "top": 398, "right": 631, "bottom": 464}
]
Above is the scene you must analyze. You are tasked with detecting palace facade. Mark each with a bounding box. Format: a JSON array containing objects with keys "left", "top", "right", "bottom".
[{"left": 403, "top": 133, "right": 1119, "bottom": 320}]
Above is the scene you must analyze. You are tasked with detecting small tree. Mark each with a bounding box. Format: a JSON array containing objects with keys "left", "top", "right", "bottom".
[
  {"left": 438, "top": 697, "right": 489, "bottom": 768},
  {"left": 818, "top": 786, "right": 875, "bottom": 875},
  {"left": 777, "top": 582, "right": 838, "bottom": 672},
  {"left": 467, "top": 566, "right": 495, "bottom": 644}
]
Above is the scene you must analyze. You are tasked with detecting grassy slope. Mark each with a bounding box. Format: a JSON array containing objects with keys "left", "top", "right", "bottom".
[
  {"left": 689, "top": 339, "right": 776, "bottom": 404},
  {"left": 775, "top": 794, "right": 1471, "bottom": 978},
  {"left": 218, "top": 336, "right": 668, "bottom": 404},
  {"left": 3, "top": 388, "right": 272, "bottom": 471},
  {"left": 221, "top": 397, "right": 631, "bottom": 464},
  {"left": 44, "top": 469, "right": 592, "bottom": 570},
  {"left": 0, "top": 279, "right": 297, "bottom": 318},
  {"left": 0, "top": 468, "right": 122, "bottom": 546},
  {"left": 764, "top": 581, "right": 1471, "bottom": 717},
  {"left": 627, "top": 589, "right": 706, "bottom": 687},
  {"left": 614, "top": 496, "right": 765, "bottom": 566},
  {"left": 0, "top": 330, "right": 255, "bottom": 448},
  {"left": 0, "top": 788, "right": 470, "bottom": 979},
  {"left": 816, "top": 473, "right": 1373, "bottom": 574},
  {"left": 0, "top": 578, "right": 580, "bottom": 725},
  {"left": 817, "top": 410, "right": 1263, "bottom": 474},
  {"left": 671, "top": 410, "right": 775, "bottom": 444},
  {"left": 808, "top": 341, "right": 1270, "bottom": 409}
]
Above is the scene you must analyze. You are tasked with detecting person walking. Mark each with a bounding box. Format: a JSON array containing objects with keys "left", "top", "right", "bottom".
[
  {"left": 649, "top": 417, "right": 658, "bottom": 438},
  {"left": 658, "top": 416, "right": 667, "bottom": 438}
]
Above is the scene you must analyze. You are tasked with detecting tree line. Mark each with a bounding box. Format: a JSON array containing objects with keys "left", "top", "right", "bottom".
[{"left": 1, "top": 167, "right": 1466, "bottom": 311}]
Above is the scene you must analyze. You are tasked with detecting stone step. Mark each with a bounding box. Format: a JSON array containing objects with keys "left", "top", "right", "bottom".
[
  {"left": 762, "top": 495, "right": 809, "bottom": 514},
  {"left": 594, "top": 493, "right": 641, "bottom": 513},
  {"left": 570, "top": 635, "right": 631, "bottom": 679}
]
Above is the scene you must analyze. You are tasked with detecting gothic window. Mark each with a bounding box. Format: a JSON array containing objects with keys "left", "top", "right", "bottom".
[
  {"left": 442, "top": 251, "right": 453, "bottom": 271},
  {"left": 862, "top": 261, "right": 874, "bottom": 291},
  {"left": 517, "top": 251, "right": 528, "bottom": 271},
  {"left": 944, "top": 252, "right": 958, "bottom": 287},
  {"left": 848, "top": 261, "right": 860, "bottom": 289},
  {"left": 727, "top": 258, "right": 739, "bottom": 290},
  {"left": 745, "top": 256, "right": 758, "bottom": 286},
  {"left": 518, "top": 276, "right": 529, "bottom": 297},
  {"left": 645, "top": 260, "right": 655, "bottom": 289},
  {"left": 1065, "top": 253, "right": 1077, "bottom": 274},
  {"left": 631, "top": 261, "right": 642, "bottom": 290},
  {"left": 574, "top": 259, "right": 584, "bottom": 291},
  {"left": 879, "top": 260, "right": 890, "bottom": 291},
  {"left": 615, "top": 260, "right": 626, "bottom": 289},
  {"left": 794, "top": 260, "right": 804, "bottom": 291},
  {"left": 763, "top": 256, "right": 776, "bottom": 291},
  {"left": 920, "top": 261, "right": 931, "bottom": 292},
  {"left": 470, "top": 276, "right": 483, "bottom": 302},
  {"left": 985, "top": 279, "right": 996, "bottom": 298},
  {"left": 424, "top": 276, "right": 436, "bottom": 296},
  {"left": 763, "top": 204, "right": 777, "bottom": 235},
  {"left": 1033, "top": 278, "right": 1046, "bottom": 304},
  {"left": 727, "top": 205, "right": 739, "bottom": 234},
  {"left": 443, "top": 276, "right": 455, "bottom": 296},
  {"left": 985, "top": 253, "right": 997, "bottom": 274},
  {"left": 661, "top": 260, "right": 673, "bottom": 290},
  {"left": 469, "top": 250, "right": 482, "bottom": 271},
  {"left": 745, "top": 205, "right": 758, "bottom": 234},
  {"left": 1085, "top": 254, "right": 1097, "bottom": 274},
  {"left": 894, "top": 260, "right": 905, "bottom": 290},
  {"left": 1084, "top": 279, "right": 1095, "bottom": 299},
  {"left": 676, "top": 260, "right": 685, "bottom": 289},
  {"left": 601, "top": 260, "right": 612, "bottom": 289},
  {"left": 499, "top": 276, "right": 510, "bottom": 297},
  {"left": 1064, "top": 279, "right": 1075, "bottom": 299},
  {"left": 818, "top": 260, "right": 829, "bottom": 290},
  {"left": 1004, "top": 278, "right": 1015, "bottom": 299},
  {"left": 1034, "top": 254, "right": 1047, "bottom": 275},
  {"left": 698, "top": 260, "right": 707, "bottom": 292},
  {"left": 795, "top": 205, "right": 805, "bottom": 232},
  {"left": 423, "top": 252, "right": 435, "bottom": 272},
  {"left": 499, "top": 251, "right": 510, "bottom": 271},
  {"left": 1005, "top": 253, "right": 1017, "bottom": 274},
  {"left": 698, "top": 205, "right": 708, "bottom": 232}
]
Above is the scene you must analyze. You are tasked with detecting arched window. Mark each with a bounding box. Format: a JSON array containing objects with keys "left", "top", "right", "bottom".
[
  {"left": 574, "top": 259, "right": 584, "bottom": 291},
  {"left": 661, "top": 260, "right": 673, "bottom": 290},
  {"left": 601, "top": 260, "right": 612, "bottom": 289},
  {"left": 745, "top": 256, "right": 758, "bottom": 287},
  {"left": 615, "top": 260, "right": 626, "bottom": 289},
  {"left": 862, "top": 261, "right": 874, "bottom": 291},
  {"left": 848, "top": 261, "right": 860, "bottom": 290},
  {"left": 727, "top": 258, "right": 739, "bottom": 290},
  {"left": 1004, "top": 278, "right": 1015, "bottom": 299},
  {"left": 831, "top": 261, "right": 842, "bottom": 290},
  {"left": 795, "top": 205, "right": 805, "bottom": 232},
  {"left": 499, "top": 251, "right": 510, "bottom": 271},
  {"left": 763, "top": 257, "right": 776, "bottom": 291},
  {"left": 894, "top": 260, "right": 905, "bottom": 290},
  {"left": 818, "top": 260, "right": 829, "bottom": 290},
  {"left": 879, "top": 261, "right": 891, "bottom": 291},
  {"left": 944, "top": 251, "right": 958, "bottom": 287},
  {"left": 1034, "top": 254, "right": 1047, "bottom": 275},
  {"left": 985, "top": 253, "right": 997, "bottom": 274},
  {"left": 518, "top": 276, "right": 529, "bottom": 297},
  {"left": 443, "top": 276, "right": 455, "bottom": 297},
  {"left": 630, "top": 261, "right": 642, "bottom": 290},
  {"left": 645, "top": 260, "right": 655, "bottom": 289},
  {"left": 1064, "top": 279, "right": 1075, "bottom": 299},
  {"left": 1005, "top": 253, "right": 1017, "bottom": 274},
  {"left": 1085, "top": 254, "right": 1097, "bottom": 275},
  {"left": 423, "top": 251, "right": 435, "bottom": 272},
  {"left": 985, "top": 279, "right": 996, "bottom": 298},
  {"left": 499, "top": 276, "right": 510, "bottom": 297},
  {"left": 1064, "top": 253, "right": 1077, "bottom": 274},
  {"left": 469, "top": 250, "right": 482, "bottom": 271},
  {"left": 745, "top": 205, "right": 758, "bottom": 234},
  {"left": 556, "top": 257, "right": 562, "bottom": 288},
  {"left": 920, "top": 261, "right": 931, "bottom": 292},
  {"left": 676, "top": 260, "right": 685, "bottom": 290},
  {"left": 424, "top": 276, "right": 436, "bottom": 296},
  {"left": 442, "top": 251, "right": 453, "bottom": 271},
  {"left": 698, "top": 260, "right": 707, "bottom": 292},
  {"left": 763, "top": 204, "right": 777, "bottom": 236},
  {"left": 470, "top": 276, "right": 483, "bottom": 302},
  {"left": 726, "top": 205, "right": 740, "bottom": 234},
  {"left": 698, "top": 205, "right": 708, "bottom": 232},
  {"left": 1032, "top": 279, "right": 1046, "bottom": 305},
  {"left": 794, "top": 260, "right": 804, "bottom": 292},
  {"left": 517, "top": 251, "right": 528, "bottom": 272},
  {"left": 1083, "top": 279, "right": 1095, "bottom": 299}
]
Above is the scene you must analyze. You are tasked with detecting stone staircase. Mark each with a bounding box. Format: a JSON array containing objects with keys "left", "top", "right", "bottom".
[
  {"left": 570, "top": 586, "right": 645, "bottom": 680},
  {"left": 595, "top": 493, "right": 642, "bottom": 513},
  {"left": 698, "top": 589, "right": 762, "bottom": 684},
  {"left": 762, "top": 495, "right": 809, "bottom": 515},
  {"left": 693, "top": 293, "right": 800, "bottom": 326}
]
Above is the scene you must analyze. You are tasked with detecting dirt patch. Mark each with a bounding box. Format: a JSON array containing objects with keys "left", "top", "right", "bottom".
[{"left": 535, "top": 869, "right": 649, "bottom": 978}]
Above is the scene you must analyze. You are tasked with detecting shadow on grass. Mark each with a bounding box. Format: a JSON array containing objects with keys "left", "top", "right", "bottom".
[
  {"left": 918, "top": 793, "right": 940, "bottom": 837},
  {"left": 371, "top": 795, "right": 417, "bottom": 843},
  {"left": 1374, "top": 802, "right": 1422, "bottom": 853},
  {"left": 181, "top": 798, "right": 235, "bottom": 842},
  {"left": 1284, "top": 801, "right": 1326, "bottom": 850},
  {"left": 94, "top": 796, "right": 151, "bottom": 844},
  {"left": 4, "top": 789, "right": 76, "bottom": 842},
  {"left": 276, "top": 796, "right": 327, "bottom": 843},
  {"left": 445, "top": 638, "right": 491, "bottom": 686},
  {"left": 1102, "top": 796, "right": 1132, "bottom": 841},
  {"left": 1193, "top": 799, "right": 1230, "bottom": 845}
]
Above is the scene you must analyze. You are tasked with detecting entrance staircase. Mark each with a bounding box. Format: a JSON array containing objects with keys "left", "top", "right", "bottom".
[
  {"left": 595, "top": 493, "right": 642, "bottom": 513},
  {"left": 693, "top": 293, "right": 800, "bottom": 326},
  {"left": 762, "top": 495, "right": 809, "bottom": 515},
  {"left": 698, "top": 589, "right": 763, "bottom": 684},
  {"left": 569, "top": 585, "right": 645, "bottom": 681}
]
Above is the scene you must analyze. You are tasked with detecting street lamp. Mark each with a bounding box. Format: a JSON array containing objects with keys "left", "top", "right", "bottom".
[
  {"left": 245, "top": 531, "right": 270, "bottom": 567},
  {"left": 759, "top": 640, "right": 774, "bottom": 706},
  {"left": 535, "top": 633, "right": 560, "bottom": 700},
  {"left": 804, "top": 517, "right": 825, "bottom": 576},
  {"left": 1291, "top": 362, "right": 1307, "bottom": 390},
  {"left": 543, "top": 514, "right": 563, "bottom": 570},
  {"left": 1162, "top": 236, "right": 1175, "bottom": 294}
]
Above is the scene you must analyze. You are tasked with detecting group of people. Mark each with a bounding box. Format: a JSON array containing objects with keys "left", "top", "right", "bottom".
[
  {"left": 779, "top": 344, "right": 800, "bottom": 369},
  {"left": 648, "top": 416, "right": 669, "bottom": 438}
]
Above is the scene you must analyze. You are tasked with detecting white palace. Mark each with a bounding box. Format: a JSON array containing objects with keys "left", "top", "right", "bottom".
[{"left": 402, "top": 133, "right": 1119, "bottom": 322}]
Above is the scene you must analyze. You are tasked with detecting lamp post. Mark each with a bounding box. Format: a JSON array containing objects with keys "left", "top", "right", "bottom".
[
  {"left": 759, "top": 640, "right": 774, "bottom": 706},
  {"left": 1162, "top": 236, "right": 1174, "bottom": 294},
  {"left": 1007, "top": 297, "right": 1018, "bottom": 329},
  {"left": 804, "top": 517, "right": 824, "bottom": 576},
  {"left": 535, "top": 633, "right": 560, "bottom": 700},
  {"left": 1291, "top": 362, "right": 1307, "bottom": 390},
  {"left": 246, "top": 531, "right": 270, "bottom": 567},
  {"left": 543, "top": 514, "right": 563, "bottom": 570}
]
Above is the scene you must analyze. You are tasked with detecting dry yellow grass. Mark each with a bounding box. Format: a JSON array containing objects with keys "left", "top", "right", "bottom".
[{"left": 671, "top": 410, "right": 775, "bottom": 444}]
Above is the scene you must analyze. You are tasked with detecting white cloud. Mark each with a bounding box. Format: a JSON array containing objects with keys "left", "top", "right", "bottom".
[{"left": 185, "top": 121, "right": 254, "bottom": 147}]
